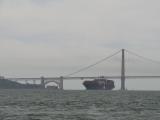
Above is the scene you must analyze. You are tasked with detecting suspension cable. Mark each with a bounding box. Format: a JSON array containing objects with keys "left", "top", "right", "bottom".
[
  {"left": 126, "top": 50, "right": 160, "bottom": 64},
  {"left": 65, "top": 50, "right": 121, "bottom": 77}
]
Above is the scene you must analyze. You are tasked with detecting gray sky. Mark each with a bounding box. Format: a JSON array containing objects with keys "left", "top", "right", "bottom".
[{"left": 0, "top": 0, "right": 160, "bottom": 90}]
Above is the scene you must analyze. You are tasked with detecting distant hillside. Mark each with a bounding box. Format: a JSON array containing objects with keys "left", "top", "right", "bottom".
[{"left": 0, "top": 79, "right": 44, "bottom": 89}]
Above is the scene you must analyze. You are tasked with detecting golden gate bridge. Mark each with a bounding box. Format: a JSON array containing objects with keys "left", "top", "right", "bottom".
[{"left": 1, "top": 49, "right": 160, "bottom": 90}]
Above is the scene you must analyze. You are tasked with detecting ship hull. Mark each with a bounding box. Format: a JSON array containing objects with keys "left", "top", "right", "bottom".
[{"left": 83, "top": 79, "right": 115, "bottom": 90}]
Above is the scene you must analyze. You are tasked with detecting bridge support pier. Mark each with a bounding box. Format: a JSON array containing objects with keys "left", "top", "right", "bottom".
[
  {"left": 59, "top": 76, "right": 64, "bottom": 90},
  {"left": 41, "top": 76, "right": 45, "bottom": 88},
  {"left": 33, "top": 80, "right": 36, "bottom": 84}
]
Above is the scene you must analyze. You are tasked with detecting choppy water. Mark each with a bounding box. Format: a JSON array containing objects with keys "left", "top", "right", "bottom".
[{"left": 0, "top": 90, "right": 160, "bottom": 120}]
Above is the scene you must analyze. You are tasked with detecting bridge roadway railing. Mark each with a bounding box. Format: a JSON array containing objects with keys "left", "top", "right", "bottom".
[{"left": 6, "top": 75, "right": 160, "bottom": 81}]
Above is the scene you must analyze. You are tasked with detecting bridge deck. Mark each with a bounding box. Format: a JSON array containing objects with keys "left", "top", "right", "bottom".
[{"left": 6, "top": 76, "right": 160, "bottom": 81}]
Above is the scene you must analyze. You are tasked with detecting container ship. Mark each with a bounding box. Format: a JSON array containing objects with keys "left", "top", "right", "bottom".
[{"left": 83, "top": 78, "right": 115, "bottom": 90}]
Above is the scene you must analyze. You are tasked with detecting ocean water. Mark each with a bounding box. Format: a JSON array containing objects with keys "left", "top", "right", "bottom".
[{"left": 0, "top": 90, "right": 160, "bottom": 120}]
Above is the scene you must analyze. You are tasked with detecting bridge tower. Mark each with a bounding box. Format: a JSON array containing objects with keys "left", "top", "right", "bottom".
[{"left": 121, "top": 49, "right": 126, "bottom": 90}]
